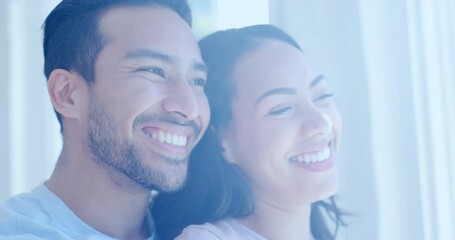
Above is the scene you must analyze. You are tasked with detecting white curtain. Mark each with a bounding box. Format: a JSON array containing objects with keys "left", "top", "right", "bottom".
[
  {"left": 270, "top": 0, "right": 455, "bottom": 239},
  {"left": 0, "top": 0, "right": 61, "bottom": 204},
  {"left": 0, "top": 0, "right": 12, "bottom": 204},
  {"left": 358, "top": 0, "right": 455, "bottom": 239},
  {"left": 406, "top": 0, "right": 455, "bottom": 238}
]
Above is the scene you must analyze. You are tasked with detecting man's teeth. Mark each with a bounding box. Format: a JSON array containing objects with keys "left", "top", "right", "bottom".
[
  {"left": 290, "top": 146, "right": 331, "bottom": 164},
  {"left": 151, "top": 130, "right": 187, "bottom": 147}
]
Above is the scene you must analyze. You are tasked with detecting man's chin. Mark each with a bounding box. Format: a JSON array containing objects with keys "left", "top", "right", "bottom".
[
  {"left": 147, "top": 176, "right": 187, "bottom": 193},
  {"left": 140, "top": 165, "right": 188, "bottom": 193}
]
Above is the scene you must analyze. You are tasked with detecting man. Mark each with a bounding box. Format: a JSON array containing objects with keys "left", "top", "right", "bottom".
[{"left": 0, "top": 0, "right": 209, "bottom": 239}]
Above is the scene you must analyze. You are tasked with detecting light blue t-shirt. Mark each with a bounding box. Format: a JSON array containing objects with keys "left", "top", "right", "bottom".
[{"left": 0, "top": 184, "right": 156, "bottom": 240}]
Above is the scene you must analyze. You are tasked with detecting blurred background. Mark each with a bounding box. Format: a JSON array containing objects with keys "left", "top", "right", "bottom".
[{"left": 1, "top": 0, "right": 454, "bottom": 239}]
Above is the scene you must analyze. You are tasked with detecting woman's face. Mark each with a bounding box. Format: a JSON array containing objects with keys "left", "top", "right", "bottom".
[{"left": 221, "top": 40, "right": 341, "bottom": 208}]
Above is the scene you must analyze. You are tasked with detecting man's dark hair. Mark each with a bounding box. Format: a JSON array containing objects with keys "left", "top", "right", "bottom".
[{"left": 42, "top": 0, "right": 192, "bottom": 131}]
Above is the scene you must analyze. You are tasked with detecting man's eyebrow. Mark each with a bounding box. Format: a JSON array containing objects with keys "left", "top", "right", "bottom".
[
  {"left": 255, "top": 87, "right": 297, "bottom": 106},
  {"left": 194, "top": 62, "right": 208, "bottom": 74},
  {"left": 124, "top": 48, "right": 207, "bottom": 73},
  {"left": 310, "top": 74, "right": 325, "bottom": 88},
  {"left": 124, "top": 49, "right": 174, "bottom": 63}
]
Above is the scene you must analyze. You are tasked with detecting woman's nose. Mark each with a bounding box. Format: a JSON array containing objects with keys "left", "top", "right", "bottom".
[{"left": 300, "top": 110, "right": 333, "bottom": 138}]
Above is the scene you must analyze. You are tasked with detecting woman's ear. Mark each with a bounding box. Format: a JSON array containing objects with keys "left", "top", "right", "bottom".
[
  {"left": 47, "top": 69, "right": 88, "bottom": 120},
  {"left": 219, "top": 130, "right": 236, "bottom": 164}
]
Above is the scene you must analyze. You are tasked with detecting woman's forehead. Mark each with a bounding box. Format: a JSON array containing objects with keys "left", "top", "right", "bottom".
[{"left": 232, "top": 40, "right": 315, "bottom": 91}]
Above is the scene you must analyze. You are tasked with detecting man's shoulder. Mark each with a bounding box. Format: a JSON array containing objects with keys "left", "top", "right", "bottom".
[
  {"left": 1, "top": 184, "right": 53, "bottom": 220},
  {"left": 0, "top": 185, "right": 156, "bottom": 240},
  {"left": 0, "top": 184, "right": 72, "bottom": 239}
]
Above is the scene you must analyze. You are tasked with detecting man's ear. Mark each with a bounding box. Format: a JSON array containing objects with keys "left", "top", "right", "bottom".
[{"left": 47, "top": 69, "right": 88, "bottom": 120}]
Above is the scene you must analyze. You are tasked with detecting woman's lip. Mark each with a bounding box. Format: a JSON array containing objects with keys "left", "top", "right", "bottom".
[
  {"left": 290, "top": 142, "right": 337, "bottom": 172},
  {"left": 290, "top": 132, "right": 336, "bottom": 156}
]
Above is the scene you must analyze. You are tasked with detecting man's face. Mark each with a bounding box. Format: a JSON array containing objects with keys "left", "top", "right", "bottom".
[{"left": 85, "top": 6, "right": 209, "bottom": 192}]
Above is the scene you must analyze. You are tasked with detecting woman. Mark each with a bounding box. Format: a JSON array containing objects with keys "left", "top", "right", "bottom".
[{"left": 152, "top": 24, "right": 345, "bottom": 240}]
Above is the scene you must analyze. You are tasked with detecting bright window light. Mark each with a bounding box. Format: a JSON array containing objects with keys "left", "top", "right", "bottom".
[{"left": 215, "top": 0, "right": 269, "bottom": 29}]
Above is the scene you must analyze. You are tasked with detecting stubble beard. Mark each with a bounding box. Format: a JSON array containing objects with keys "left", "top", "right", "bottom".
[{"left": 86, "top": 97, "right": 188, "bottom": 193}]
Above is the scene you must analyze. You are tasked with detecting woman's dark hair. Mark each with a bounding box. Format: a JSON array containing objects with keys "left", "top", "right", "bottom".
[
  {"left": 152, "top": 24, "right": 346, "bottom": 240},
  {"left": 42, "top": 0, "right": 192, "bottom": 132}
]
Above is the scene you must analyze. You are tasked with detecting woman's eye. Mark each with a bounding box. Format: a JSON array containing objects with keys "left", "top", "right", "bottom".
[
  {"left": 268, "top": 104, "right": 294, "bottom": 116},
  {"left": 314, "top": 92, "right": 334, "bottom": 102}
]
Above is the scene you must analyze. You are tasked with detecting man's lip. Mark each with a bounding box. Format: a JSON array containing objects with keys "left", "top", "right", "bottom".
[
  {"left": 140, "top": 127, "right": 192, "bottom": 158},
  {"left": 140, "top": 125, "right": 196, "bottom": 136},
  {"left": 133, "top": 113, "right": 201, "bottom": 136}
]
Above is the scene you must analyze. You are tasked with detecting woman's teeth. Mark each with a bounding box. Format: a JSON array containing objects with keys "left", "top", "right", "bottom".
[
  {"left": 151, "top": 130, "right": 187, "bottom": 147},
  {"left": 290, "top": 146, "right": 331, "bottom": 164}
]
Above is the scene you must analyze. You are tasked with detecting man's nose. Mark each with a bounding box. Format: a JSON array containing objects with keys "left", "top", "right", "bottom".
[{"left": 161, "top": 82, "right": 200, "bottom": 121}]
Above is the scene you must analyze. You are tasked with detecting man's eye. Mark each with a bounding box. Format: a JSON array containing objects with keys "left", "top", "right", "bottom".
[
  {"left": 137, "top": 66, "right": 165, "bottom": 78},
  {"left": 268, "top": 104, "right": 295, "bottom": 116},
  {"left": 189, "top": 78, "right": 206, "bottom": 87}
]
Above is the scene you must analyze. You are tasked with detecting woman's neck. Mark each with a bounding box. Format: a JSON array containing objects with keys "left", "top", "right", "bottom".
[{"left": 239, "top": 199, "right": 314, "bottom": 240}]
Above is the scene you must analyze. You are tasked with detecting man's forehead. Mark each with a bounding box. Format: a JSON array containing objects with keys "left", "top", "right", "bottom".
[
  {"left": 94, "top": 6, "right": 204, "bottom": 71},
  {"left": 97, "top": 5, "right": 200, "bottom": 58},
  {"left": 98, "top": 5, "right": 180, "bottom": 37}
]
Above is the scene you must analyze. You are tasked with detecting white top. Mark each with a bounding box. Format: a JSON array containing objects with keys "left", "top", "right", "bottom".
[
  {"left": 176, "top": 218, "right": 267, "bottom": 240},
  {"left": 0, "top": 183, "right": 155, "bottom": 240}
]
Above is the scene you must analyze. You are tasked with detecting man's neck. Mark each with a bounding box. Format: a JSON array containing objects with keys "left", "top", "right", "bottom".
[{"left": 47, "top": 146, "right": 152, "bottom": 240}]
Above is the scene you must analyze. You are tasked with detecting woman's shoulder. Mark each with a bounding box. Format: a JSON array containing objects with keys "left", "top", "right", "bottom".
[
  {"left": 175, "top": 218, "right": 266, "bottom": 240},
  {"left": 175, "top": 222, "right": 224, "bottom": 240}
]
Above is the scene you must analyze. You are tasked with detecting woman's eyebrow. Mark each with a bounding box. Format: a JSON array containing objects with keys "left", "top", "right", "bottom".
[
  {"left": 255, "top": 87, "right": 297, "bottom": 106},
  {"left": 310, "top": 74, "right": 325, "bottom": 88},
  {"left": 254, "top": 74, "right": 325, "bottom": 106}
]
